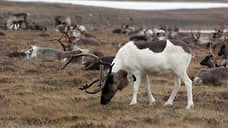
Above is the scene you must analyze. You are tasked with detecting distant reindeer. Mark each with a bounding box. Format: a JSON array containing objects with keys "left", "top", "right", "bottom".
[
  {"left": 129, "top": 28, "right": 154, "bottom": 41},
  {"left": 54, "top": 16, "right": 71, "bottom": 27},
  {"left": 3, "top": 51, "right": 26, "bottom": 58},
  {"left": 112, "top": 23, "right": 135, "bottom": 34},
  {"left": 200, "top": 54, "right": 226, "bottom": 68},
  {"left": 28, "top": 22, "right": 47, "bottom": 31},
  {"left": 6, "top": 13, "right": 29, "bottom": 30},
  {"left": 194, "top": 67, "right": 228, "bottom": 86},
  {"left": 213, "top": 25, "right": 224, "bottom": 39},
  {"left": 25, "top": 45, "right": 80, "bottom": 60},
  {"left": 25, "top": 45, "right": 104, "bottom": 69},
  {"left": 181, "top": 30, "right": 211, "bottom": 45}
]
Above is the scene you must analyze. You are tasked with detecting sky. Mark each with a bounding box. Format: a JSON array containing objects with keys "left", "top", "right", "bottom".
[{"left": 7, "top": 0, "right": 228, "bottom": 10}]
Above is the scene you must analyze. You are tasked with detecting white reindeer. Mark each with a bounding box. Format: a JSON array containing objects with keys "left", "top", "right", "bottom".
[
  {"left": 81, "top": 39, "right": 194, "bottom": 109},
  {"left": 25, "top": 45, "right": 104, "bottom": 69}
]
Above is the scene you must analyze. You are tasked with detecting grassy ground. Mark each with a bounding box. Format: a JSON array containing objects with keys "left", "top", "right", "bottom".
[
  {"left": 0, "top": 1, "right": 228, "bottom": 128},
  {"left": 0, "top": 29, "right": 227, "bottom": 128}
]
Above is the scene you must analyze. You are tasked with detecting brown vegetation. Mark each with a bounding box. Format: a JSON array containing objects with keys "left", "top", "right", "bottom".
[{"left": 0, "top": 1, "right": 228, "bottom": 128}]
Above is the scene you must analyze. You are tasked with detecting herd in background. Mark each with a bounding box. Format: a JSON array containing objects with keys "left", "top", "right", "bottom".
[
  {"left": 1, "top": 12, "right": 228, "bottom": 109},
  {"left": 1, "top": 13, "right": 228, "bottom": 84}
]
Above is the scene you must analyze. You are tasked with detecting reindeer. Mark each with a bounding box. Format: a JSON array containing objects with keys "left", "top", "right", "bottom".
[
  {"left": 129, "top": 28, "right": 168, "bottom": 41},
  {"left": 25, "top": 45, "right": 104, "bottom": 69},
  {"left": 200, "top": 54, "right": 226, "bottom": 68},
  {"left": 54, "top": 16, "right": 71, "bottom": 27},
  {"left": 54, "top": 23, "right": 99, "bottom": 51},
  {"left": 129, "top": 28, "right": 154, "bottom": 41},
  {"left": 28, "top": 22, "right": 47, "bottom": 31},
  {"left": 4, "top": 52, "right": 26, "bottom": 58},
  {"left": 77, "top": 39, "right": 194, "bottom": 109},
  {"left": 112, "top": 23, "right": 135, "bottom": 34},
  {"left": 25, "top": 45, "right": 80, "bottom": 60},
  {"left": 194, "top": 67, "right": 228, "bottom": 86},
  {"left": 181, "top": 30, "right": 211, "bottom": 45},
  {"left": 213, "top": 24, "right": 224, "bottom": 39},
  {"left": 200, "top": 37, "right": 228, "bottom": 68},
  {"left": 6, "top": 13, "right": 29, "bottom": 30}
]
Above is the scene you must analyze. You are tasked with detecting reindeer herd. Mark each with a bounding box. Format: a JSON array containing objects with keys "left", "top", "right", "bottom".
[{"left": 1, "top": 12, "right": 228, "bottom": 109}]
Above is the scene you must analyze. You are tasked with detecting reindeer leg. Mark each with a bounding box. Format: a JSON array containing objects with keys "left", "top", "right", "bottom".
[
  {"left": 130, "top": 71, "right": 142, "bottom": 105},
  {"left": 143, "top": 74, "right": 155, "bottom": 105},
  {"left": 164, "top": 75, "right": 181, "bottom": 106}
]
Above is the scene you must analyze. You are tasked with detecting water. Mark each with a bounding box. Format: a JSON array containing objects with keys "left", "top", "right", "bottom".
[{"left": 7, "top": 0, "right": 228, "bottom": 10}]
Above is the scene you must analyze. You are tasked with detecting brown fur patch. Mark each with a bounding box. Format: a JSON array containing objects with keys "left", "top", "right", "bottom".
[
  {"left": 134, "top": 40, "right": 167, "bottom": 53},
  {"left": 114, "top": 70, "right": 129, "bottom": 90},
  {"left": 169, "top": 39, "right": 192, "bottom": 54}
]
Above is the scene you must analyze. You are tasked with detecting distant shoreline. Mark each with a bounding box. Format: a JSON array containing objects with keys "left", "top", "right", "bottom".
[{"left": 6, "top": 0, "right": 228, "bottom": 10}]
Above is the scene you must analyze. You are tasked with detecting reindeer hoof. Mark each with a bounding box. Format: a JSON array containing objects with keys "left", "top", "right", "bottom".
[
  {"left": 186, "top": 104, "right": 194, "bottom": 109},
  {"left": 129, "top": 101, "right": 137, "bottom": 105},
  {"left": 164, "top": 102, "right": 173, "bottom": 106},
  {"left": 149, "top": 100, "right": 155, "bottom": 105}
]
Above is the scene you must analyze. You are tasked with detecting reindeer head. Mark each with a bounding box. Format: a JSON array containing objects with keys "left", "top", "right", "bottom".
[
  {"left": 65, "top": 54, "right": 129, "bottom": 105},
  {"left": 25, "top": 45, "right": 37, "bottom": 59},
  {"left": 100, "top": 70, "right": 129, "bottom": 105},
  {"left": 200, "top": 55, "right": 215, "bottom": 68},
  {"left": 191, "top": 30, "right": 201, "bottom": 42}
]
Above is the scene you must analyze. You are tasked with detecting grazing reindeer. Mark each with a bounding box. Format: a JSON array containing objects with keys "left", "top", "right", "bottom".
[
  {"left": 79, "top": 39, "right": 194, "bottom": 109},
  {"left": 6, "top": 13, "right": 29, "bottom": 30},
  {"left": 194, "top": 67, "right": 228, "bottom": 86}
]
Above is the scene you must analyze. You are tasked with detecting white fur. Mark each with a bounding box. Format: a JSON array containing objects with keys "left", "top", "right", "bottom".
[
  {"left": 78, "top": 25, "right": 87, "bottom": 32},
  {"left": 145, "top": 29, "right": 153, "bottom": 36},
  {"left": 112, "top": 40, "right": 194, "bottom": 109},
  {"left": 193, "top": 77, "right": 202, "bottom": 86},
  {"left": 198, "top": 36, "right": 211, "bottom": 44},
  {"left": 138, "top": 28, "right": 146, "bottom": 35},
  {"left": 153, "top": 28, "right": 165, "bottom": 33}
]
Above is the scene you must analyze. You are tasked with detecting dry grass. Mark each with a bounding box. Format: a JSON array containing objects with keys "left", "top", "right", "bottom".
[
  {"left": 0, "top": 1, "right": 228, "bottom": 128},
  {"left": 0, "top": 29, "right": 227, "bottom": 128}
]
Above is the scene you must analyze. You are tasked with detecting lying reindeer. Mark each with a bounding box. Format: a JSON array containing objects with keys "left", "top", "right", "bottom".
[
  {"left": 200, "top": 54, "right": 226, "bottom": 68},
  {"left": 201, "top": 38, "right": 228, "bottom": 68},
  {"left": 194, "top": 67, "right": 228, "bottom": 86},
  {"left": 25, "top": 45, "right": 104, "bottom": 69}
]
